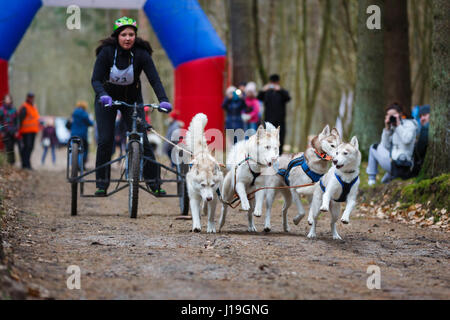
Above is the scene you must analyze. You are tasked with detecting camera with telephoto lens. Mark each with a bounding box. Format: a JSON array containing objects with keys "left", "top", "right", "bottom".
[{"left": 389, "top": 115, "right": 397, "bottom": 126}]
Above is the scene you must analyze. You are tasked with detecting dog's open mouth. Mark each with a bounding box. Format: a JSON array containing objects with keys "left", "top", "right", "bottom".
[{"left": 336, "top": 164, "right": 344, "bottom": 169}]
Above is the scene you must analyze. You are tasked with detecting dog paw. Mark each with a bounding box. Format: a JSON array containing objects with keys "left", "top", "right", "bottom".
[
  {"left": 341, "top": 218, "right": 349, "bottom": 224},
  {"left": 307, "top": 231, "right": 316, "bottom": 239},
  {"left": 207, "top": 227, "right": 216, "bottom": 234},
  {"left": 332, "top": 233, "right": 343, "bottom": 240},
  {"left": 293, "top": 214, "right": 304, "bottom": 225},
  {"left": 320, "top": 205, "right": 329, "bottom": 212},
  {"left": 253, "top": 210, "right": 262, "bottom": 217},
  {"left": 241, "top": 202, "right": 251, "bottom": 211}
]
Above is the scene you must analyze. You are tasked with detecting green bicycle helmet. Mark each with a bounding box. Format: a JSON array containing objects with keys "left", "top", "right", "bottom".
[{"left": 112, "top": 16, "right": 138, "bottom": 35}]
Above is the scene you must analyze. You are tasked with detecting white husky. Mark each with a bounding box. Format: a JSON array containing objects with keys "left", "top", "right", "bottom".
[
  {"left": 307, "top": 136, "right": 361, "bottom": 240},
  {"left": 219, "top": 123, "right": 280, "bottom": 232},
  {"left": 185, "top": 113, "right": 224, "bottom": 233},
  {"left": 255, "top": 125, "right": 341, "bottom": 232}
]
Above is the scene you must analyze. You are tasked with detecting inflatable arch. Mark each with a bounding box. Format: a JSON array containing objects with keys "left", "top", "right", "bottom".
[{"left": 0, "top": 0, "right": 226, "bottom": 134}]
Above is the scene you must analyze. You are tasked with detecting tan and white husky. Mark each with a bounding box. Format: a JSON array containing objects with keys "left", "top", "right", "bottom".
[
  {"left": 219, "top": 123, "right": 280, "bottom": 232},
  {"left": 185, "top": 113, "right": 224, "bottom": 233},
  {"left": 255, "top": 125, "right": 341, "bottom": 232},
  {"left": 307, "top": 136, "right": 361, "bottom": 240}
]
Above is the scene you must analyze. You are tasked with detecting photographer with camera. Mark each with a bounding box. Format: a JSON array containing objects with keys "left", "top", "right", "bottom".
[{"left": 367, "top": 103, "right": 418, "bottom": 185}]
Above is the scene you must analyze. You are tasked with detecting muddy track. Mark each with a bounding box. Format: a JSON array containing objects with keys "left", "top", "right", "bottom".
[{"left": 2, "top": 164, "right": 449, "bottom": 299}]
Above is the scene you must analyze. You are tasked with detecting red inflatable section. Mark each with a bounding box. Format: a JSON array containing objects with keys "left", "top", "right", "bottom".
[
  {"left": 0, "top": 59, "right": 7, "bottom": 150},
  {"left": 0, "top": 59, "right": 8, "bottom": 100},
  {"left": 175, "top": 56, "right": 226, "bottom": 149}
]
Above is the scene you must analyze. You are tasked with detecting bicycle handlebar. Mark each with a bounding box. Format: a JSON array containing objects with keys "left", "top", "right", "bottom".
[{"left": 105, "top": 100, "right": 170, "bottom": 113}]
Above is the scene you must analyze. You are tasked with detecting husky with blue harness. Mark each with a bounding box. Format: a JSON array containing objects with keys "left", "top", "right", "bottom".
[
  {"left": 307, "top": 136, "right": 361, "bottom": 240},
  {"left": 255, "top": 125, "right": 341, "bottom": 232}
]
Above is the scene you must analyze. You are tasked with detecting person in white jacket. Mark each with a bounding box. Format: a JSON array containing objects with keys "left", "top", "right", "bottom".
[{"left": 367, "top": 103, "right": 418, "bottom": 185}]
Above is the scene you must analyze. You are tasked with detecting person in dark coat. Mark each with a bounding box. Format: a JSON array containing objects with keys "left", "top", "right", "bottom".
[
  {"left": 91, "top": 16, "right": 172, "bottom": 196},
  {"left": 0, "top": 94, "right": 18, "bottom": 165},
  {"left": 222, "top": 86, "right": 247, "bottom": 144},
  {"left": 257, "top": 74, "right": 291, "bottom": 154},
  {"left": 41, "top": 118, "right": 58, "bottom": 165},
  {"left": 70, "top": 100, "right": 94, "bottom": 166}
]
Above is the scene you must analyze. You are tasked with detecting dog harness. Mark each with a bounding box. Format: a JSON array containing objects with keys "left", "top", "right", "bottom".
[
  {"left": 247, "top": 160, "right": 261, "bottom": 186},
  {"left": 277, "top": 155, "right": 323, "bottom": 186},
  {"left": 319, "top": 173, "right": 359, "bottom": 203}
]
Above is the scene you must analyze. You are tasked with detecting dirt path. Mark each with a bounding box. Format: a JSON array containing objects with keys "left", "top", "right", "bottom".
[{"left": 2, "top": 152, "right": 449, "bottom": 299}]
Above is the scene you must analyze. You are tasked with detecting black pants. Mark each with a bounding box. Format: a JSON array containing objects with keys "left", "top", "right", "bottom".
[
  {"left": 82, "top": 137, "right": 89, "bottom": 166},
  {"left": 94, "top": 101, "right": 159, "bottom": 190},
  {"left": 2, "top": 132, "right": 16, "bottom": 164},
  {"left": 20, "top": 133, "right": 36, "bottom": 169}
]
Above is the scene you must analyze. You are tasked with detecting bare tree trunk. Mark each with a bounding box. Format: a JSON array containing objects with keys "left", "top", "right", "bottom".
[
  {"left": 422, "top": 0, "right": 450, "bottom": 178},
  {"left": 299, "top": 0, "right": 331, "bottom": 151},
  {"left": 384, "top": 0, "right": 412, "bottom": 116},
  {"left": 228, "top": 0, "right": 255, "bottom": 84},
  {"left": 292, "top": 0, "right": 303, "bottom": 151},
  {"left": 252, "top": 0, "right": 268, "bottom": 83},
  {"left": 265, "top": 0, "right": 276, "bottom": 73},
  {"left": 352, "top": 0, "right": 385, "bottom": 156}
]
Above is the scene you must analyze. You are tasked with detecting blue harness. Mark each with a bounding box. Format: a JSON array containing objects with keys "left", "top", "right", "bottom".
[
  {"left": 319, "top": 173, "right": 359, "bottom": 203},
  {"left": 277, "top": 155, "right": 323, "bottom": 186}
]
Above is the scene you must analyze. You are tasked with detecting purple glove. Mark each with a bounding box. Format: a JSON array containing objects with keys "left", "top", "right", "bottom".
[
  {"left": 159, "top": 101, "right": 172, "bottom": 113},
  {"left": 99, "top": 95, "right": 112, "bottom": 107}
]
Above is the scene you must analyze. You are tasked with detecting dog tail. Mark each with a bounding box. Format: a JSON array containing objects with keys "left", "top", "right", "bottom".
[{"left": 185, "top": 113, "right": 208, "bottom": 154}]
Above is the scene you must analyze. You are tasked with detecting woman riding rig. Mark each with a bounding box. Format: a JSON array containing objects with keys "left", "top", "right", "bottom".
[{"left": 91, "top": 17, "right": 172, "bottom": 196}]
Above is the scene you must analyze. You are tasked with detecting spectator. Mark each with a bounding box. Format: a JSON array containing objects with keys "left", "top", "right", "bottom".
[
  {"left": 411, "top": 105, "right": 430, "bottom": 176},
  {"left": 237, "top": 81, "right": 247, "bottom": 98},
  {"left": 242, "top": 82, "right": 260, "bottom": 133},
  {"left": 0, "top": 94, "right": 19, "bottom": 165},
  {"left": 367, "top": 103, "right": 418, "bottom": 185},
  {"left": 411, "top": 105, "right": 421, "bottom": 130},
  {"left": 257, "top": 74, "right": 291, "bottom": 154},
  {"left": 18, "top": 92, "right": 41, "bottom": 170},
  {"left": 41, "top": 118, "right": 58, "bottom": 165},
  {"left": 222, "top": 86, "right": 247, "bottom": 144},
  {"left": 70, "top": 100, "right": 94, "bottom": 167},
  {"left": 163, "top": 110, "right": 184, "bottom": 167}
]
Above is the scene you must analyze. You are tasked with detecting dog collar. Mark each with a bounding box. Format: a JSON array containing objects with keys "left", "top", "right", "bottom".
[{"left": 314, "top": 149, "right": 332, "bottom": 161}]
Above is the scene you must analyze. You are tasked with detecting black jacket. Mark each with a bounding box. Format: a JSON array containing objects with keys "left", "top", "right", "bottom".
[
  {"left": 257, "top": 89, "right": 291, "bottom": 125},
  {"left": 91, "top": 44, "right": 169, "bottom": 104}
]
